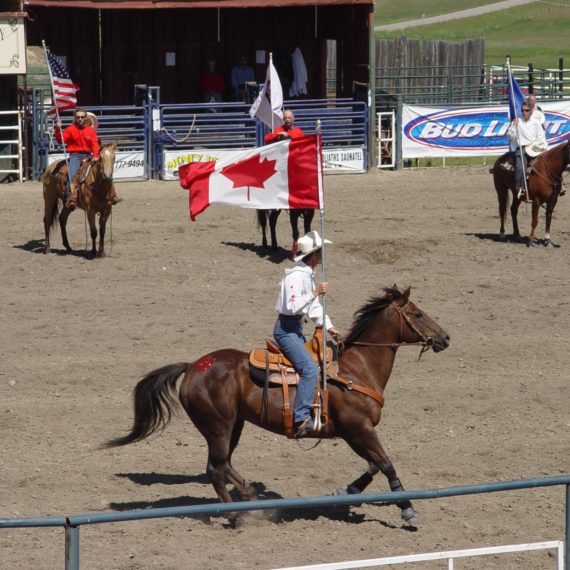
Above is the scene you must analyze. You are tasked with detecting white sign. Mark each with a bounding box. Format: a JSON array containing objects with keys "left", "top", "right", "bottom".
[
  {"left": 402, "top": 102, "right": 570, "bottom": 158},
  {"left": 0, "top": 17, "right": 26, "bottom": 74},
  {"left": 47, "top": 150, "right": 146, "bottom": 180},
  {"left": 322, "top": 146, "right": 365, "bottom": 173},
  {"left": 163, "top": 145, "right": 366, "bottom": 180}
]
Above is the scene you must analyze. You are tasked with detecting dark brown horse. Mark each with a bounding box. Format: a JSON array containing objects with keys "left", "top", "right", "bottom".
[
  {"left": 43, "top": 143, "right": 118, "bottom": 257},
  {"left": 257, "top": 208, "right": 315, "bottom": 258},
  {"left": 492, "top": 139, "right": 570, "bottom": 246},
  {"left": 106, "top": 286, "right": 450, "bottom": 526}
]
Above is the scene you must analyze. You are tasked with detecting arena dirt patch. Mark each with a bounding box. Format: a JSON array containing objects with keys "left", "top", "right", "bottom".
[{"left": 1, "top": 167, "right": 568, "bottom": 569}]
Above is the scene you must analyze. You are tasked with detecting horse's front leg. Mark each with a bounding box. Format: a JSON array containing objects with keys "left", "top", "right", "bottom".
[
  {"left": 510, "top": 195, "right": 522, "bottom": 240},
  {"left": 269, "top": 209, "right": 280, "bottom": 250},
  {"left": 543, "top": 198, "right": 558, "bottom": 247},
  {"left": 98, "top": 212, "right": 110, "bottom": 257},
  {"left": 289, "top": 210, "right": 301, "bottom": 259},
  {"left": 341, "top": 428, "right": 418, "bottom": 525},
  {"left": 87, "top": 210, "right": 98, "bottom": 258},
  {"left": 527, "top": 201, "right": 540, "bottom": 246},
  {"left": 303, "top": 209, "right": 315, "bottom": 234}
]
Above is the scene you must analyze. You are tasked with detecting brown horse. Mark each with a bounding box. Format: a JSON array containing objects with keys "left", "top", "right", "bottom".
[
  {"left": 492, "top": 139, "right": 570, "bottom": 246},
  {"left": 257, "top": 208, "right": 315, "bottom": 258},
  {"left": 105, "top": 286, "right": 450, "bottom": 526},
  {"left": 43, "top": 143, "right": 117, "bottom": 257}
]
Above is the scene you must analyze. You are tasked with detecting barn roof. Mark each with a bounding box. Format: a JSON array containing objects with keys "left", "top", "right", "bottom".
[{"left": 25, "top": 0, "right": 373, "bottom": 8}]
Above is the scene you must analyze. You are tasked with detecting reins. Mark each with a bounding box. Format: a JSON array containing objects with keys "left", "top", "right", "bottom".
[{"left": 347, "top": 301, "right": 434, "bottom": 360}]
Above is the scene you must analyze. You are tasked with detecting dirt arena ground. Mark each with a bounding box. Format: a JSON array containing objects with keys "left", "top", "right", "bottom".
[{"left": 1, "top": 166, "right": 569, "bottom": 570}]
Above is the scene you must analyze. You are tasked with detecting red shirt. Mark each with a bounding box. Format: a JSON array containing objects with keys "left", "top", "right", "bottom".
[
  {"left": 200, "top": 72, "right": 224, "bottom": 94},
  {"left": 264, "top": 125, "right": 304, "bottom": 144},
  {"left": 55, "top": 123, "right": 99, "bottom": 159}
]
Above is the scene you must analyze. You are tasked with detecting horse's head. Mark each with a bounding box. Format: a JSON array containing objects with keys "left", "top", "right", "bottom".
[
  {"left": 344, "top": 286, "right": 450, "bottom": 353},
  {"left": 98, "top": 143, "right": 116, "bottom": 181},
  {"left": 391, "top": 288, "right": 450, "bottom": 352}
]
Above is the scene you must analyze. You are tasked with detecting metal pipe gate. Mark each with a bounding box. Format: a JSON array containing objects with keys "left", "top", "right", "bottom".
[{"left": 1, "top": 475, "right": 568, "bottom": 570}]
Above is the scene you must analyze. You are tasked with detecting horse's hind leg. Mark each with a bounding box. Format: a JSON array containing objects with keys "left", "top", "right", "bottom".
[
  {"left": 257, "top": 210, "right": 269, "bottom": 249},
  {"left": 43, "top": 190, "right": 58, "bottom": 254},
  {"left": 542, "top": 198, "right": 558, "bottom": 247},
  {"left": 341, "top": 429, "right": 418, "bottom": 525},
  {"left": 494, "top": 176, "right": 509, "bottom": 241},
  {"left": 59, "top": 208, "right": 73, "bottom": 253},
  {"left": 225, "top": 420, "right": 258, "bottom": 501}
]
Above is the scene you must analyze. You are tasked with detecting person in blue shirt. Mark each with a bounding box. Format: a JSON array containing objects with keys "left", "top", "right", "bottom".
[{"left": 230, "top": 56, "right": 254, "bottom": 102}]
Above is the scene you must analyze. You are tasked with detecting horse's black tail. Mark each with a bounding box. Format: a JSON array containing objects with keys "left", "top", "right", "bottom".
[{"left": 103, "top": 362, "right": 188, "bottom": 448}]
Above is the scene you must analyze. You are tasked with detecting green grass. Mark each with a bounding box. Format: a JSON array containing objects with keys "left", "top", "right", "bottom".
[
  {"left": 375, "top": 0, "right": 500, "bottom": 26},
  {"left": 375, "top": 2, "right": 570, "bottom": 69}
]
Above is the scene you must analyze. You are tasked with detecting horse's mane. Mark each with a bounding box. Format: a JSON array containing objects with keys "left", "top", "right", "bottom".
[{"left": 344, "top": 285, "right": 410, "bottom": 346}]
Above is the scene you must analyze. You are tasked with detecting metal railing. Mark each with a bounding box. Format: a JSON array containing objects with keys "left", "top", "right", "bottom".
[
  {"left": 1, "top": 475, "right": 568, "bottom": 570},
  {"left": 376, "top": 63, "right": 570, "bottom": 108}
]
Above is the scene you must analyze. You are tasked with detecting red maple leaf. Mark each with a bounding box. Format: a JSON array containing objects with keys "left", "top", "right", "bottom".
[{"left": 220, "top": 153, "right": 277, "bottom": 201}]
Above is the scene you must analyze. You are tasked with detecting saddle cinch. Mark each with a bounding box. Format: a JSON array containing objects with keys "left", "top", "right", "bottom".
[{"left": 249, "top": 327, "right": 338, "bottom": 439}]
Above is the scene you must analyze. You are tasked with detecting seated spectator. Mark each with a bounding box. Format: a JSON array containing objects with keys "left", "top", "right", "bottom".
[
  {"left": 230, "top": 56, "right": 254, "bottom": 102},
  {"left": 201, "top": 60, "right": 224, "bottom": 104}
]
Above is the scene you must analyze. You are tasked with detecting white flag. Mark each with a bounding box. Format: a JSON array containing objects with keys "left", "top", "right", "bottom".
[{"left": 249, "top": 60, "right": 284, "bottom": 129}]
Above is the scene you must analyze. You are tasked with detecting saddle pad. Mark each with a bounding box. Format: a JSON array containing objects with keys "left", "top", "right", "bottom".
[{"left": 249, "top": 366, "right": 299, "bottom": 386}]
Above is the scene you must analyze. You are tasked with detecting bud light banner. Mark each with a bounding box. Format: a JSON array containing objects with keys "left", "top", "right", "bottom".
[{"left": 402, "top": 102, "right": 570, "bottom": 158}]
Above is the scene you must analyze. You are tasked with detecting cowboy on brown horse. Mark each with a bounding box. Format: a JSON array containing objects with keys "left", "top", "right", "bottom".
[{"left": 55, "top": 108, "right": 121, "bottom": 209}]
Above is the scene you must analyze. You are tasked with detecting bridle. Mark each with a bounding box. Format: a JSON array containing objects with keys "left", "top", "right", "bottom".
[{"left": 347, "top": 301, "right": 434, "bottom": 358}]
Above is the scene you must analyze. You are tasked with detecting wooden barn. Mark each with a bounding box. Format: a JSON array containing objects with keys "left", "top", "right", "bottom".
[{"left": 24, "top": 0, "right": 375, "bottom": 106}]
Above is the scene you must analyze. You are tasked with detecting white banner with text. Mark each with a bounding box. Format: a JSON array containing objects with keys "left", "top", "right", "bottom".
[{"left": 402, "top": 102, "right": 570, "bottom": 158}]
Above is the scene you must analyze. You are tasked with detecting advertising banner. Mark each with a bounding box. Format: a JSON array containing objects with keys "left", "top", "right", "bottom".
[
  {"left": 163, "top": 146, "right": 365, "bottom": 180},
  {"left": 48, "top": 150, "right": 146, "bottom": 180},
  {"left": 402, "top": 102, "right": 570, "bottom": 158}
]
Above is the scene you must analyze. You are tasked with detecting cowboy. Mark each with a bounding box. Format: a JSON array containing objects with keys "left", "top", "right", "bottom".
[
  {"left": 55, "top": 108, "right": 99, "bottom": 210},
  {"left": 508, "top": 103, "right": 547, "bottom": 201},
  {"left": 273, "top": 231, "right": 340, "bottom": 438}
]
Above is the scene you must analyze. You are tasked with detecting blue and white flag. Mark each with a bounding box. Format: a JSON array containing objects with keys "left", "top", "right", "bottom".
[{"left": 507, "top": 66, "right": 524, "bottom": 122}]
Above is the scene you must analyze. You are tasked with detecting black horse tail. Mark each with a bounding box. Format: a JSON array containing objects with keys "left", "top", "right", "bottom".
[
  {"left": 103, "top": 362, "right": 189, "bottom": 448},
  {"left": 255, "top": 209, "right": 269, "bottom": 228}
]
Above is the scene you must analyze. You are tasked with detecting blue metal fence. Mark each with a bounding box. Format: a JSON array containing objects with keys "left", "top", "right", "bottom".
[
  {"left": 29, "top": 90, "right": 369, "bottom": 181},
  {"left": 1, "top": 475, "right": 568, "bottom": 570}
]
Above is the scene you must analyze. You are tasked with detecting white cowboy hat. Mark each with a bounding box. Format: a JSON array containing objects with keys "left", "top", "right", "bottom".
[
  {"left": 294, "top": 231, "right": 332, "bottom": 262},
  {"left": 85, "top": 111, "right": 99, "bottom": 129},
  {"left": 525, "top": 139, "right": 547, "bottom": 158}
]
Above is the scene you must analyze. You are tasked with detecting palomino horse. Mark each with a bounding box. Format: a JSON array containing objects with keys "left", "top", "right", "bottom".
[
  {"left": 492, "top": 139, "right": 570, "bottom": 246},
  {"left": 257, "top": 208, "right": 315, "bottom": 258},
  {"left": 43, "top": 143, "right": 117, "bottom": 257},
  {"left": 106, "top": 286, "right": 450, "bottom": 526}
]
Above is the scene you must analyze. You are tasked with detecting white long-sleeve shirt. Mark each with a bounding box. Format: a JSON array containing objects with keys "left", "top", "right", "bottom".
[
  {"left": 508, "top": 117, "right": 546, "bottom": 151},
  {"left": 275, "top": 262, "right": 333, "bottom": 330}
]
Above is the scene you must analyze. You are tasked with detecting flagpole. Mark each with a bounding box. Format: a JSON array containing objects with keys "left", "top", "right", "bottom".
[
  {"left": 507, "top": 57, "right": 528, "bottom": 198},
  {"left": 315, "top": 120, "right": 328, "bottom": 395},
  {"left": 42, "top": 40, "right": 72, "bottom": 190},
  {"left": 269, "top": 52, "right": 274, "bottom": 132}
]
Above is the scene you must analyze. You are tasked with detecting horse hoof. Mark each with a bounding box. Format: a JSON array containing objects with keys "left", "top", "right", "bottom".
[
  {"left": 401, "top": 507, "right": 419, "bottom": 526},
  {"left": 333, "top": 487, "right": 348, "bottom": 496},
  {"left": 543, "top": 239, "right": 553, "bottom": 248},
  {"left": 527, "top": 240, "right": 536, "bottom": 248},
  {"left": 498, "top": 234, "right": 507, "bottom": 242}
]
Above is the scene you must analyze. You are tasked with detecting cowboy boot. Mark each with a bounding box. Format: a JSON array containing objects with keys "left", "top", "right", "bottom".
[{"left": 66, "top": 183, "right": 77, "bottom": 210}]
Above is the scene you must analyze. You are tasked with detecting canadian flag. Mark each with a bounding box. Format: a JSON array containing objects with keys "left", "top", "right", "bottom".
[{"left": 179, "top": 134, "right": 322, "bottom": 221}]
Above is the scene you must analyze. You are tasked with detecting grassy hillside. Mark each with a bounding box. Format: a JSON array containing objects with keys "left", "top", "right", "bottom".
[
  {"left": 375, "top": 0, "right": 500, "bottom": 26},
  {"left": 374, "top": 1, "right": 570, "bottom": 69}
]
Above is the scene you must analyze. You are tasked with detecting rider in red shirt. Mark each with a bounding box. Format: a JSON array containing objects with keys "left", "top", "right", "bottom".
[
  {"left": 55, "top": 109, "right": 99, "bottom": 209},
  {"left": 264, "top": 109, "right": 304, "bottom": 144}
]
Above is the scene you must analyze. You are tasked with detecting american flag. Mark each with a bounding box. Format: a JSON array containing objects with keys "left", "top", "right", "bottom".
[{"left": 46, "top": 49, "right": 79, "bottom": 114}]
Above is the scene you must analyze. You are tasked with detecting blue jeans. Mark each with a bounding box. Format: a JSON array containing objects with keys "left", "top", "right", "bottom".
[
  {"left": 273, "top": 315, "right": 319, "bottom": 424},
  {"left": 67, "top": 153, "right": 89, "bottom": 200}
]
